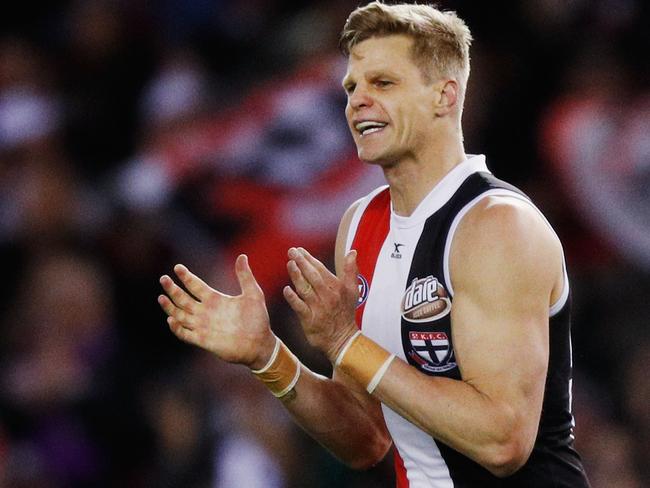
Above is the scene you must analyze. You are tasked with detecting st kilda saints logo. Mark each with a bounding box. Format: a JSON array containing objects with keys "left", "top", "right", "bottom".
[
  {"left": 407, "top": 331, "right": 456, "bottom": 373},
  {"left": 401, "top": 275, "right": 456, "bottom": 373},
  {"left": 401, "top": 275, "right": 451, "bottom": 322}
]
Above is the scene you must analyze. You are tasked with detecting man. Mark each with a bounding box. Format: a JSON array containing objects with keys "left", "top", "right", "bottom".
[{"left": 158, "top": 2, "right": 590, "bottom": 486}]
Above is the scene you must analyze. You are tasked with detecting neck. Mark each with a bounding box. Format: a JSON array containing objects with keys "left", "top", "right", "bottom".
[{"left": 384, "top": 128, "right": 466, "bottom": 217}]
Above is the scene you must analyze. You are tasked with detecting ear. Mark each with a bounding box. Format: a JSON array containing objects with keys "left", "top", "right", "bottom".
[{"left": 433, "top": 79, "right": 459, "bottom": 117}]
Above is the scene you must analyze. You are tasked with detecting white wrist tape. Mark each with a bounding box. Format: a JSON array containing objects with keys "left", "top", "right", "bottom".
[
  {"left": 251, "top": 337, "right": 301, "bottom": 398},
  {"left": 366, "top": 354, "right": 396, "bottom": 394},
  {"left": 251, "top": 336, "right": 281, "bottom": 374},
  {"left": 335, "top": 330, "right": 362, "bottom": 368},
  {"left": 335, "top": 331, "right": 394, "bottom": 394}
]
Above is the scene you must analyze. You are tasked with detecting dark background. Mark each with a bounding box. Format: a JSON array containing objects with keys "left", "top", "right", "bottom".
[{"left": 0, "top": 1, "right": 648, "bottom": 487}]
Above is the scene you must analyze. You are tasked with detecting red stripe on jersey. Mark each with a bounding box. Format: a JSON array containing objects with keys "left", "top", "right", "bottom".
[
  {"left": 351, "top": 188, "right": 391, "bottom": 329},
  {"left": 393, "top": 448, "right": 410, "bottom": 488}
]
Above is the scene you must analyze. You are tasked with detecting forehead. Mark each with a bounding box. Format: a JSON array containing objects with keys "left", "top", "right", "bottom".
[{"left": 343, "top": 34, "right": 420, "bottom": 80}]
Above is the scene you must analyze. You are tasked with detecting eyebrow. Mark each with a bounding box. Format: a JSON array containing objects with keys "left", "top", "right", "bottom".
[
  {"left": 365, "top": 69, "right": 399, "bottom": 79},
  {"left": 342, "top": 68, "right": 400, "bottom": 87}
]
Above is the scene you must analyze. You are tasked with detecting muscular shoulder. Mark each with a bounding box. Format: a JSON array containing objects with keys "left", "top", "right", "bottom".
[
  {"left": 334, "top": 198, "right": 364, "bottom": 277},
  {"left": 450, "top": 195, "right": 564, "bottom": 306}
]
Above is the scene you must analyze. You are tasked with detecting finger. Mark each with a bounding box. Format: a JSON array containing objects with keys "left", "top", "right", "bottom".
[
  {"left": 235, "top": 254, "right": 263, "bottom": 297},
  {"left": 342, "top": 250, "right": 362, "bottom": 301},
  {"left": 157, "top": 293, "right": 176, "bottom": 316},
  {"left": 287, "top": 259, "right": 317, "bottom": 302},
  {"left": 158, "top": 294, "right": 195, "bottom": 329},
  {"left": 289, "top": 249, "right": 327, "bottom": 295},
  {"left": 159, "top": 275, "right": 197, "bottom": 313},
  {"left": 283, "top": 285, "right": 311, "bottom": 320},
  {"left": 173, "top": 264, "right": 212, "bottom": 302},
  {"left": 343, "top": 250, "right": 359, "bottom": 288},
  {"left": 167, "top": 316, "right": 198, "bottom": 345},
  {"left": 290, "top": 247, "right": 337, "bottom": 288}
]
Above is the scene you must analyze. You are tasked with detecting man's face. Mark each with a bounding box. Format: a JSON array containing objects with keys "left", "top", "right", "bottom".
[{"left": 343, "top": 35, "right": 439, "bottom": 165}]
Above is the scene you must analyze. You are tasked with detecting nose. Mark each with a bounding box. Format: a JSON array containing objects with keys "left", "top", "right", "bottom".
[{"left": 349, "top": 83, "right": 373, "bottom": 111}]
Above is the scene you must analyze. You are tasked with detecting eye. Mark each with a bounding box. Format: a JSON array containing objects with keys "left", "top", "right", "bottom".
[
  {"left": 344, "top": 83, "right": 356, "bottom": 95},
  {"left": 374, "top": 79, "right": 393, "bottom": 88}
]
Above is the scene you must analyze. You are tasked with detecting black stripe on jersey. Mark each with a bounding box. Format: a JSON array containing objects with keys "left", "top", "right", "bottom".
[
  {"left": 399, "top": 172, "right": 590, "bottom": 487},
  {"left": 399, "top": 172, "right": 524, "bottom": 379}
]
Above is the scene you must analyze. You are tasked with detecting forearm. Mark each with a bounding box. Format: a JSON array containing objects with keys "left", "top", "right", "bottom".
[
  {"left": 276, "top": 365, "right": 392, "bottom": 469},
  {"left": 335, "top": 333, "right": 537, "bottom": 477},
  {"left": 373, "top": 358, "right": 533, "bottom": 476}
]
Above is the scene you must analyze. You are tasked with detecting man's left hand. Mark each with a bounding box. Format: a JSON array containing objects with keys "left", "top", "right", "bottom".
[{"left": 283, "top": 247, "right": 359, "bottom": 362}]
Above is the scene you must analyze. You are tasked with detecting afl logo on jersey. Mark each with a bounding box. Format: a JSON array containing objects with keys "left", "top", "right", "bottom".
[
  {"left": 401, "top": 276, "right": 451, "bottom": 322},
  {"left": 356, "top": 274, "right": 369, "bottom": 308}
]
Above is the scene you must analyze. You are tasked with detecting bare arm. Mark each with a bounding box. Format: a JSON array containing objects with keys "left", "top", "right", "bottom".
[
  {"left": 290, "top": 196, "right": 564, "bottom": 477},
  {"left": 279, "top": 199, "right": 391, "bottom": 468},
  {"left": 158, "top": 201, "right": 391, "bottom": 469}
]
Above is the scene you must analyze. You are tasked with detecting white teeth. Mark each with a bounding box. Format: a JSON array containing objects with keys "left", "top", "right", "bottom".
[{"left": 355, "top": 120, "right": 387, "bottom": 135}]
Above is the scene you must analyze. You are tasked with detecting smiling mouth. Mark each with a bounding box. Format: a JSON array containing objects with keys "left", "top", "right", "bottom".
[{"left": 355, "top": 121, "right": 388, "bottom": 137}]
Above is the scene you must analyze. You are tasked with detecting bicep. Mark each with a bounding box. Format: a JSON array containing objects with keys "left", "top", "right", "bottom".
[
  {"left": 451, "top": 289, "right": 549, "bottom": 410},
  {"left": 449, "top": 198, "right": 562, "bottom": 422}
]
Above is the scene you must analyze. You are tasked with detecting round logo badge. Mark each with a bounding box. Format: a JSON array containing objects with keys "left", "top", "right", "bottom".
[{"left": 356, "top": 274, "right": 369, "bottom": 308}]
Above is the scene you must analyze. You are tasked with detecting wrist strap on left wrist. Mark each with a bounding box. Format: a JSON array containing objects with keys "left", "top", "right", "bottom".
[{"left": 335, "top": 331, "right": 396, "bottom": 394}]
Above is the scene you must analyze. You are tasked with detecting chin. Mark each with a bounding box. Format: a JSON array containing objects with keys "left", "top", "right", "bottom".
[
  {"left": 357, "top": 143, "right": 383, "bottom": 162},
  {"left": 357, "top": 147, "right": 396, "bottom": 167}
]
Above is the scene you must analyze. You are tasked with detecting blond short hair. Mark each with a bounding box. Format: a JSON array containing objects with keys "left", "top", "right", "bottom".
[{"left": 340, "top": 1, "right": 472, "bottom": 89}]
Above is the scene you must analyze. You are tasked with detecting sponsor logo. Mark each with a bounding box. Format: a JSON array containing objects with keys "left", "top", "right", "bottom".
[
  {"left": 356, "top": 274, "right": 369, "bottom": 308},
  {"left": 391, "top": 243, "right": 404, "bottom": 259},
  {"left": 407, "top": 330, "right": 456, "bottom": 373},
  {"left": 401, "top": 276, "right": 451, "bottom": 322}
]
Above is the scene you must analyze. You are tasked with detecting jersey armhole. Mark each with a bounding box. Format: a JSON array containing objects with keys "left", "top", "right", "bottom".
[
  {"left": 442, "top": 190, "right": 570, "bottom": 315},
  {"left": 345, "top": 185, "right": 389, "bottom": 253}
]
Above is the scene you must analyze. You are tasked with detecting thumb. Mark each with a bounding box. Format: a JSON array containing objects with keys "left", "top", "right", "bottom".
[{"left": 235, "top": 254, "right": 263, "bottom": 297}]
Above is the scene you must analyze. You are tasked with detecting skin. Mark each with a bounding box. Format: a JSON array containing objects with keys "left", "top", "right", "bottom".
[
  {"left": 159, "top": 224, "right": 391, "bottom": 469},
  {"left": 159, "top": 34, "right": 565, "bottom": 476},
  {"left": 342, "top": 34, "right": 465, "bottom": 216}
]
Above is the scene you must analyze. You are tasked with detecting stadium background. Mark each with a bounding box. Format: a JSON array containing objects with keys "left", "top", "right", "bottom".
[{"left": 0, "top": 0, "right": 648, "bottom": 486}]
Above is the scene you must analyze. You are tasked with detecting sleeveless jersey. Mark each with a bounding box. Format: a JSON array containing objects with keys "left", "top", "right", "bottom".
[{"left": 345, "top": 155, "right": 590, "bottom": 487}]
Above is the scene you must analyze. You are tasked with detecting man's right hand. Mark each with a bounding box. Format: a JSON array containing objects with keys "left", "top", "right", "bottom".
[{"left": 158, "top": 254, "right": 276, "bottom": 370}]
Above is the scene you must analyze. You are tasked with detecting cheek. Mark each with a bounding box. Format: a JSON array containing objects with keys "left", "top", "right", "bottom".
[
  {"left": 344, "top": 104, "right": 355, "bottom": 132},
  {"left": 403, "top": 104, "right": 430, "bottom": 134}
]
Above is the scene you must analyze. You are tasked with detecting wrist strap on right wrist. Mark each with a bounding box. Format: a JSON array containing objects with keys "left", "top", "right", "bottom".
[{"left": 251, "top": 337, "right": 301, "bottom": 398}]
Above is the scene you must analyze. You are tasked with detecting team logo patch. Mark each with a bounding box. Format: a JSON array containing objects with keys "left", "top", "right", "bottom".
[
  {"left": 401, "top": 275, "right": 451, "bottom": 322},
  {"left": 356, "top": 274, "right": 369, "bottom": 308},
  {"left": 407, "top": 331, "right": 456, "bottom": 373}
]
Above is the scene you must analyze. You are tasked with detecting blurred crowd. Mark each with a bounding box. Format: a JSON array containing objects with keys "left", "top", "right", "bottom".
[{"left": 0, "top": 1, "right": 648, "bottom": 487}]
